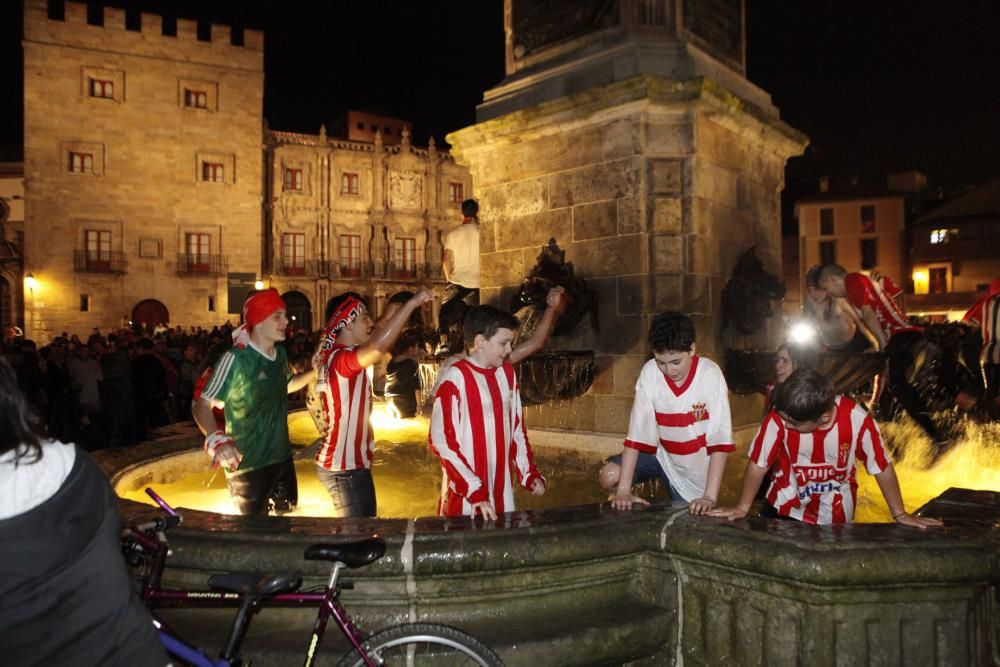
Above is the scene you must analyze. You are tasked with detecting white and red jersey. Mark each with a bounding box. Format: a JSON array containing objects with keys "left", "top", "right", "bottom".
[
  {"left": 749, "top": 396, "right": 891, "bottom": 524},
  {"left": 429, "top": 359, "right": 544, "bottom": 517},
  {"left": 623, "top": 356, "right": 734, "bottom": 501},
  {"left": 844, "top": 273, "right": 919, "bottom": 341},
  {"left": 314, "top": 344, "right": 374, "bottom": 471}
]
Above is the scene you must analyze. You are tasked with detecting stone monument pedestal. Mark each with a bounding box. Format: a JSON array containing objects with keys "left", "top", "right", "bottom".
[{"left": 447, "top": 1, "right": 807, "bottom": 433}]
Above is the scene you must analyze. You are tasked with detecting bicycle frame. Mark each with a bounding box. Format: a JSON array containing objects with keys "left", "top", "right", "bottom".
[{"left": 124, "top": 490, "right": 377, "bottom": 667}]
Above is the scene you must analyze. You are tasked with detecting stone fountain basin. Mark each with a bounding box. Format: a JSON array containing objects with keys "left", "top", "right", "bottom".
[{"left": 96, "top": 428, "right": 999, "bottom": 666}]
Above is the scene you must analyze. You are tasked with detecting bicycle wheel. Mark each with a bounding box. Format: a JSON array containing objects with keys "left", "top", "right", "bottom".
[{"left": 336, "top": 622, "right": 503, "bottom": 667}]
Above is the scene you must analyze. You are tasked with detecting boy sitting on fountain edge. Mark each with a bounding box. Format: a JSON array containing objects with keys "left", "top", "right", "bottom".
[
  {"left": 709, "top": 368, "right": 943, "bottom": 528},
  {"left": 601, "top": 311, "right": 735, "bottom": 515},
  {"left": 429, "top": 305, "right": 546, "bottom": 519}
]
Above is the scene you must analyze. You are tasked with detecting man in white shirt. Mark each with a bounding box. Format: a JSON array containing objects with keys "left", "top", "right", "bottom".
[{"left": 439, "top": 199, "right": 481, "bottom": 350}]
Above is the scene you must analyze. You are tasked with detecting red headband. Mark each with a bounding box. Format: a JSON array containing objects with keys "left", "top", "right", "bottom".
[
  {"left": 313, "top": 296, "right": 366, "bottom": 385},
  {"left": 233, "top": 288, "right": 286, "bottom": 347}
]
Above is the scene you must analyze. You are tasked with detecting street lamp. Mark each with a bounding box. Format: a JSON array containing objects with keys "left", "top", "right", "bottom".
[
  {"left": 24, "top": 272, "right": 37, "bottom": 291},
  {"left": 254, "top": 279, "right": 265, "bottom": 290}
]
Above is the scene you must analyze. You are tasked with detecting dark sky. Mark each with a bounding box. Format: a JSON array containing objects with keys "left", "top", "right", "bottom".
[{"left": 2, "top": 1, "right": 998, "bottom": 190}]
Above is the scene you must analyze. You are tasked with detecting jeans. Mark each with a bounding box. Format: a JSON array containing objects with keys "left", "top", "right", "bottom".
[
  {"left": 226, "top": 458, "right": 298, "bottom": 516},
  {"left": 607, "top": 451, "right": 679, "bottom": 500},
  {"left": 316, "top": 466, "right": 377, "bottom": 518}
]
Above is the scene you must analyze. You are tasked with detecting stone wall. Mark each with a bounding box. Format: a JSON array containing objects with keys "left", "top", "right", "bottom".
[
  {"left": 449, "top": 75, "right": 806, "bottom": 433},
  {"left": 22, "top": 0, "right": 263, "bottom": 340}
]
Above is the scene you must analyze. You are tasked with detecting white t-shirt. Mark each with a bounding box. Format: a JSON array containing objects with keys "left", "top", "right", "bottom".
[{"left": 444, "top": 223, "right": 480, "bottom": 288}]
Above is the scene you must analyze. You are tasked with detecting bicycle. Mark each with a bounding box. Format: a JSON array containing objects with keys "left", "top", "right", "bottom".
[{"left": 123, "top": 488, "right": 503, "bottom": 666}]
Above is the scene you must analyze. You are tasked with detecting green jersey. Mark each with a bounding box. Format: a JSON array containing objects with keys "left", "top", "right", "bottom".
[{"left": 201, "top": 343, "right": 293, "bottom": 476}]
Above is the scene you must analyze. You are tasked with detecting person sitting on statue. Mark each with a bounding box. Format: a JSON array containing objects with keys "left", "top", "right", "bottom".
[
  {"left": 193, "top": 289, "right": 315, "bottom": 516},
  {"left": 600, "top": 311, "right": 735, "bottom": 515},
  {"left": 312, "top": 289, "right": 433, "bottom": 518},
  {"left": 963, "top": 277, "right": 1000, "bottom": 416},
  {"left": 709, "top": 368, "right": 943, "bottom": 529},
  {"left": 438, "top": 198, "right": 481, "bottom": 352},
  {"left": 428, "top": 305, "right": 546, "bottom": 519},
  {"left": 818, "top": 264, "right": 945, "bottom": 444}
]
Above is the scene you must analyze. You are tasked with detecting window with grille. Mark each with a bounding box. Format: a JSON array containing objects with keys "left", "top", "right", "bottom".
[
  {"left": 283, "top": 168, "right": 303, "bottom": 192},
  {"left": 929, "top": 267, "right": 948, "bottom": 294},
  {"left": 184, "top": 88, "right": 208, "bottom": 109},
  {"left": 449, "top": 182, "right": 464, "bottom": 203},
  {"left": 89, "top": 78, "right": 114, "bottom": 99},
  {"left": 341, "top": 173, "right": 359, "bottom": 195},
  {"left": 819, "top": 208, "right": 834, "bottom": 236},
  {"left": 282, "top": 233, "right": 305, "bottom": 274},
  {"left": 339, "top": 234, "right": 361, "bottom": 277},
  {"left": 201, "top": 162, "right": 224, "bottom": 183},
  {"left": 186, "top": 233, "right": 211, "bottom": 271},
  {"left": 69, "top": 152, "right": 94, "bottom": 174},
  {"left": 394, "top": 237, "right": 416, "bottom": 279},
  {"left": 85, "top": 230, "right": 111, "bottom": 269}
]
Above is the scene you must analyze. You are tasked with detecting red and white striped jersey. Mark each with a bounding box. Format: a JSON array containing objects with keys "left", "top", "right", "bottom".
[
  {"left": 844, "top": 273, "right": 919, "bottom": 340},
  {"left": 429, "top": 359, "right": 544, "bottom": 517},
  {"left": 964, "top": 292, "right": 1000, "bottom": 365},
  {"left": 314, "top": 344, "right": 374, "bottom": 471},
  {"left": 748, "top": 396, "right": 890, "bottom": 524},
  {"left": 623, "top": 356, "right": 735, "bottom": 501}
]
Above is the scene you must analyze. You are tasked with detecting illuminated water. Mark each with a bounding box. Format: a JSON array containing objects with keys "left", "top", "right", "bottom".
[{"left": 121, "top": 406, "right": 999, "bottom": 523}]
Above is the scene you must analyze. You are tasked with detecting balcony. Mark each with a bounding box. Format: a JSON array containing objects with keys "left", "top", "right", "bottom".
[
  {"left": 335, "top": 260, "right": 374, "bottom": 280},
  {"left": 386, "top": 261, "right": 445, "bottom": 282},
  {"left": 274, "top": 260, "right": 332, "bottom": 278},
  {"left": 176, "top": 253, "right": 227, "bottom": 276},
  {"left": 73, "top": 250, "right": 127, "bottom": 274}
]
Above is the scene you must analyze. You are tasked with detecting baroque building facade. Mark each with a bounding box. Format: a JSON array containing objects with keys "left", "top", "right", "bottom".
[{"left": 20, "top": 1, "right": 469, "bottom": 342}]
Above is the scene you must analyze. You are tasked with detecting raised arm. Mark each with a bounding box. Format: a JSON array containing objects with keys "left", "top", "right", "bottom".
[
  {"left": 355, "top": 289, "right": 433, "bottom": 368},
  {"left": 509, "top": 287, "right": 566, "bottom": 364},
  {"left": 859, "top": 305, "right": 888, "bottom": 350}
]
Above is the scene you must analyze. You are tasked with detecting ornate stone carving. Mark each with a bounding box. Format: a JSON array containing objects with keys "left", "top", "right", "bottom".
[{"left": 388, "top": 170, "right": 423, "bottom": 210}]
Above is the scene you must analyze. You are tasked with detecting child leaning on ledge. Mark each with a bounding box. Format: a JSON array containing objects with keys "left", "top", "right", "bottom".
[{"left": 709, "top": 368, "right": 943, "bottom": 529}]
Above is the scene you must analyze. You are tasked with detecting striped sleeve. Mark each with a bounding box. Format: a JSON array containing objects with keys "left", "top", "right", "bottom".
[
  {"left": 199, "top": 351, "right": 235, "bottom": 402},
  {"left": 856, "top": 410, "right": 890, "bottom": 474},
  {"left": 705, "top": 364, "right": 735, "bottom": 454},
  {"left": 428, "top": 378, "right": 486, "bottom": 503},
  {"left": 623, "top": 379, "right": 658, "bottom": 454},
  {"left": 748, "top": 411, "right": 784, "bottom": 468}
]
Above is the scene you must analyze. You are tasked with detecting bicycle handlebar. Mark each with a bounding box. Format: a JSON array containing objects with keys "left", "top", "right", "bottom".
[
  {"left": 132, "top": 514, "right": 183, "bottom": 534},
  {"left": 145, "top": 487, "right": 178, "bottom": 516}
]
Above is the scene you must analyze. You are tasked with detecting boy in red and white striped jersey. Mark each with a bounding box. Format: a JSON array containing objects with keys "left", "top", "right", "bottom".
[
  {"left": 429, "top": 305, "right": 545, "bottom": 519},
  {"left": 312, "top": 289, "right": 432, "bottom": 517},
  {"left": 710, "top": 368, "right": 943, "bottom": 528},
  {"left": 603, "top": 311, "right": 735, "bottom": 515}
]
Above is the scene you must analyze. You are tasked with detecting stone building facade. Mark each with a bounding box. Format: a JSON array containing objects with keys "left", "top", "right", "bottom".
[
  {"left": 264, "top": 128, "right": 471, "bottom": 329},
  {"left": 0, "top": 160, "right": 25, "bottom": 335},
  {"left": 22, "top": 0, "right": 264, "bottom": 340}
]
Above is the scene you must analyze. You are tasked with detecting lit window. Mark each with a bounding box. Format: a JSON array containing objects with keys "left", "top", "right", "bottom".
[
  {"left": 69, "top": 152, "right": 94, "bottom": 174},
  {"left": 929, "top": 267, "right": 948, "bottom": 294},
  {"left": 184, "top": 89, "right": 208, "bottom": 109},
  {"left": 341, "top": 173, "right": 359, "bottom": 195},
  {"left": 282, "top": 233, "right": 305, "bottom": 274},
  {"left": 339, "top": 234, "right": 361, "bottom": 277},
  {"left": 186, "top": 233, "right": 211, "bottom": 272},
  {"left": 89, "top": 78, "right": 114, "bottom": 99},
  {"left": 283, "top": 168, "right": 303, "bottom": 192},
  {"left": 449, "top": 182, "right": 464, "bottom": 204},
  {"left": 394, "top": 237, "right": 416, "bottom": 279},
  {"left": 929, "top": 229, "right": 951, "bottom": 244},
  {"left": 85, "top": 230, "right": 111, "bottom": 269},
  {"left": 202, "top": 162, "right": 224, "bottom": 183}
]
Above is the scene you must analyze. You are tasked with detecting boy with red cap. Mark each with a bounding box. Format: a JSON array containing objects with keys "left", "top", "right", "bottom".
[
  {"left": 312, "top": 288, "right": 433, "bottom": 517},
  {"left": 193, "top": 289, "right": 315, "bottom": 516}
]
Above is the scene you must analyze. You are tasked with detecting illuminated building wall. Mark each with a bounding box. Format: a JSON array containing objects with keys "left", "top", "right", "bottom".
[{"left": 22, "top": 0, "right": 264, "bottom": 341}]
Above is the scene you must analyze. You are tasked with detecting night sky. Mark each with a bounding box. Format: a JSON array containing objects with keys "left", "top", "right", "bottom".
[{"left": 2, "top": 1, "right": 997, "bottom": 193}]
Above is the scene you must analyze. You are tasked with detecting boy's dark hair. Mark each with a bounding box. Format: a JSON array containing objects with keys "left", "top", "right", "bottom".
[
  {"left": 461, "top": 199, "right": 479, "bottom": 219},
  {"left": 805, "top": 265, "right": 822, "bottom": 288},
  {"left": 463, "top": 305, "right": 519, "bottom": 350},
  {"left": 325, "top": 291, "right": 369, "bottom": 321},
  {"left": 393, "top": 331, "right": 423, "bottom": 356},
  {"left": 772, "top": 368, "right": 835, "bottom": 422},
  {"left": 648, "top": 311, "right": 695, "bottom": 353}
]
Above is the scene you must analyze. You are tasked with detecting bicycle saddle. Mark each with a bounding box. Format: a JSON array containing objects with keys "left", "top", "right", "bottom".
[
  {"left": 304, "top": 537, "right": 386, "bottom": 568},
  {"left": 208, "top": 570, "right": 303, "bottom": 598}
]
